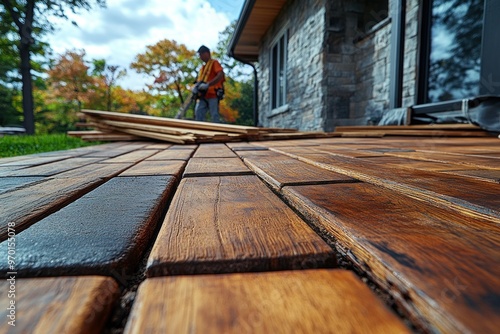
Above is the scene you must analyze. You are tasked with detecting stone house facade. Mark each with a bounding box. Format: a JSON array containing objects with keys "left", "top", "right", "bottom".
[{"left": 228, "top": 0, "right": 499, "bottom": 131}]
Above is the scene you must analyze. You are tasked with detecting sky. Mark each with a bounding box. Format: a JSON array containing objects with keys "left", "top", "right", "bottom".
[{"left": 45, "top": 0, "right": 245, "bottom": 90}]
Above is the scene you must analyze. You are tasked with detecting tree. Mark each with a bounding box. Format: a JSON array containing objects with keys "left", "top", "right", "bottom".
[
  {"left": 131, "top": 39, "right": 199, "bottom": 112},
  {"left": 47, "top": 49, "right": 95, "bottom": 111},
  {"left": 0, "top": 0, "right": 106, "bottom": 134},
  {"left": 92, "top": 59, "right": 126, "bottom": 111}
]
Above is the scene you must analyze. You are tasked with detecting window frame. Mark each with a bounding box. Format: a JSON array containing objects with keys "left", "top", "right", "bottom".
[{"left": 270, "top": 28, "right": 288, "bottom": 110}]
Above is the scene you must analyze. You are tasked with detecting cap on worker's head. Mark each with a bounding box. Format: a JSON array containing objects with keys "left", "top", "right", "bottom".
[{"left": 197, "top": 45, "right": 210, "bottom": 54}]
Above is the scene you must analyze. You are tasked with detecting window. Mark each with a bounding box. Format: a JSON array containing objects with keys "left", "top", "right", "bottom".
[
  {"left": 427, "top": 0, "right": 484, "bottom": 102},
  {"left": 271, "top": 30, "right": 288, "bottom": 109},
  {"left": 418, "top": 0, "right": 500, "bottom": 103}
]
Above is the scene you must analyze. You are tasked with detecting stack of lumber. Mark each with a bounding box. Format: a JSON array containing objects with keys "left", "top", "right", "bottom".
[{"left": 69, "top": 109, "right": 336, "bottom": 144}]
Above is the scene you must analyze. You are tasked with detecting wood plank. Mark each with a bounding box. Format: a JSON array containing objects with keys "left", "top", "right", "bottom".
[
  {"left": 281, "top": 152, "right": 500, "bottom": 222},
  {"left": 118, "top": 160, "right": 186, "bottom": 178},
  {"left": 335, "top": 124, "right": 483, "bottom": 131},
  {"left": 82, "top": 109, "right": 261, "bottom": 134},
  {"left": 115, "top": 127, "right": 196, "bottom": 144},
  {"left": 146, "top": 148, "right": 195, "bottom": 161},
  {"left": 0, "top": 276, "right": 118, "bottom": 334},
  {"left": 0, "top": 177, "right": 46, "bottom": 195},
  {"left": 0, "top": 162, "right": 133, "bottom": 241},
  {"left": 0, "top": 155, "right": 72, "bottom": 167},
  {"left": 3, "top": 157, "right": 105, "bottom": 177},
  {"left": 101, "top": 150, "right": 159, "bottom": 163},
  {"left": 349, "top": 156, "right": 479, "bottom": 172},
  {"left": 81, "top": 143, "right": 148, "bottom": 158},
  {"left": 183, "top": 157, "right": 252, "bottom": 177},
  {"left": 125, "top": 270, "right": 410, "bottom": 334},
  {"left": 0, "top": 176, "right": 176, "bottom": 278},
  {"left": 384, "top": 150, "right": 500, "bottom": 170},
  {"left": 442, "top": 169, "right": 500, "bottom": 184},
  {"left": 193, "top": 143, "right": 236, "bottom": 158},
  {"left": 147, "top": 175, "right": 335, "bottom": 276},
  {"left": 243, "top": 155, "right": 356, "bottom": 190},
  {"left": 281, "top": 182, "right": 500, "bottom": 334}
]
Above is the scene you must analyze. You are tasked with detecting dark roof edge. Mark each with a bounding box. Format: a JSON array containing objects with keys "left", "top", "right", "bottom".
[{"left": 227, "top": 0, "right": 257, "bottom": 59}]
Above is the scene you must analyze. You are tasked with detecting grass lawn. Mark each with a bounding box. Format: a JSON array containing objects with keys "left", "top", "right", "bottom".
[{"left": 0, "top": 134, "right": 102, "bottom": 158}]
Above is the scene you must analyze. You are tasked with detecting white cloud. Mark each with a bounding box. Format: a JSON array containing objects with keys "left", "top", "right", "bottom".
[{"left": 45, "top": 0, "right": 242, "bottom": 90}]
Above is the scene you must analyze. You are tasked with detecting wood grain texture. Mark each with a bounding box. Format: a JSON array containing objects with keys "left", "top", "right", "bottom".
[
  {"left": 147, "top": 175, "right": 335, "bottom": 276},
  {"left": 193, "top": 143, "right": 237, "bottom": 158},
  {"left": 0, "top": 155, "right": 72, "bottom": 167},
  {"left": 242, "top": 155, "right": 356, "bottom": 190},
  {"left": 100, "top": 149, "right": 158, "bottom": 163},
  {"left": 358, "top": 156, "right": 479, "bottom": 172},
  {"left": 0, "top": 276, "right": 118, "bottom": 334},
  {"left": 183, "top": 157, "right": 252, "bottom": 177},
  {"left": 146, "top": 148, "right": 195, "bottom": 161},
  {"left": 0, "top": 176, "right": 176, "bottom": 278},
  {"left": 118, "top": 160, "right": 186, "bottom": 177},
  {"left": 384, "top": 150, "right": 500, "bottom": 170},
  {"left": 282, "top": 182, "right": 500, "bottom": 334},
  {"left": 3, "top": 157, "right": 105, "bottom": 177},
  {"left": 285, "top": 152, "right": 500, "bottom": 221},
  {"left": 442, "top": 169, "right": 500, "bottom": 183},
  {"left": 125, "top": 270, "right": 409, "bottom": 334}
]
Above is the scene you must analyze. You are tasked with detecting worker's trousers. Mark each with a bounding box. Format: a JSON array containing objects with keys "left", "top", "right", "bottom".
[{"left": 195, "top": 98, "right": 220, "bottom": 123}]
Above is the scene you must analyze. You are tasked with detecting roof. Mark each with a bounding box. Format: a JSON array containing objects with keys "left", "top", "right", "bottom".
[{"left": 228, "top": 0, "right": 288, "bottom": 62}]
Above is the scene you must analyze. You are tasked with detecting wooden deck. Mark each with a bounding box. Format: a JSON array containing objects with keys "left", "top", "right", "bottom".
[{"left": 0, "top": 136, "right": 499, "bottom": 333}]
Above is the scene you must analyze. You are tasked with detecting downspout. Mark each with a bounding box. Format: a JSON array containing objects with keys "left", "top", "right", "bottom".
[{"left": 230, "top": 54, "right": 259, "bottom": 127}]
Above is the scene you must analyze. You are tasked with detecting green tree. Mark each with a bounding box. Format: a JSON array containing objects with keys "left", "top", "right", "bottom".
[{"left": 0, "top": 0, "right": 106, "bottom": 134}]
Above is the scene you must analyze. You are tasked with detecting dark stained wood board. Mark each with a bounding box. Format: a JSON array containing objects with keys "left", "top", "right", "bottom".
[
  {"left": 243, "top": 155, "right": 356, "bottom": 190},
  {"left": 281, "top": 182, "right": 500, "bottom": 334},
  {"left": 0, "top": 177, "right": 46, "bottom": 195},
  {"left": 0, "top": 176, "right": 177, "bottom": 278},
  {"left": 0, "top": 276, "right": 118, "bottom": 334},
  {"left": 125, "top": 270, "right": 410, "bottom": 334},
  {"left": 193, "top": 143, "right": 237, "bottom": 158},
  {"left": 442, "top": 169, "right": 500, "bottom": 184},
  {"left": 183, "top": 157, "right": 252, "bottom": 177},
  {"left": 0, "top": 162, "right": 133, "bottom": 241},
  {"left": 282, "top": 152, "right": 500, "bottom": 221},
  {"left": 146, "top": 175, "right": 335, "bottom": 276}
]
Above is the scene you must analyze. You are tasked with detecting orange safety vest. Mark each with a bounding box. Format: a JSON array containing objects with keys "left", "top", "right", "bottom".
[{"left": 197, "top": 59, "right": 224, "bottom": 99}]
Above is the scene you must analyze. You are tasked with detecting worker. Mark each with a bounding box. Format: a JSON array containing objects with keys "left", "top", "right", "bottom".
[{"left": 193, "top": 45, "right": 225, "bottom": 122}]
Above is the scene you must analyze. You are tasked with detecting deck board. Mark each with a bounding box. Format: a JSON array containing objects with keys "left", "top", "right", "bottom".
[
  {"left": 243, "top": 155, "right": 355, "bottom": 190},
  {"left": 118, "top": 160, "right": 186, "bottom": 177},
  {"left": 193, "top": 143, "right": 236, "bottom": 158},
  {"left": 0, "top": 176, "right": 176, "bottom": 278},
  {"left": 147, "top": 175, "right": 335, "bottom": 276},
  {"left": 183, "top": 157, "right": 252, "bottom": 177},
  {"left": 0, "top": 276, "right": 118, "bottom": 333},
  {"left": 281, "top": 152, "right": 500, "bottom": 221},
  {"left": 282, "top": 182, "right": 500, "bottom": 333},
  {"left": 125, "top": 270, "right": 410, "bottom": 334}
]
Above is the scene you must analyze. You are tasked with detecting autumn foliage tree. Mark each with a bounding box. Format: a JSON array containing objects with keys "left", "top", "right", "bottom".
[
  {"left": 131, "top": 39, "right": 199, "bottom": 115},
  {"left": 47, "top": 49, "right": 95, "bottom": 111}
]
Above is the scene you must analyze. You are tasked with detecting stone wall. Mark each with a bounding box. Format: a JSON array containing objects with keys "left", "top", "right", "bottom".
[
  {"left": 255, "top": 0, "right": 420, "bottom": 130},
  {"left": 258, "top": 0, "right": 327, "bottom": 130}
]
